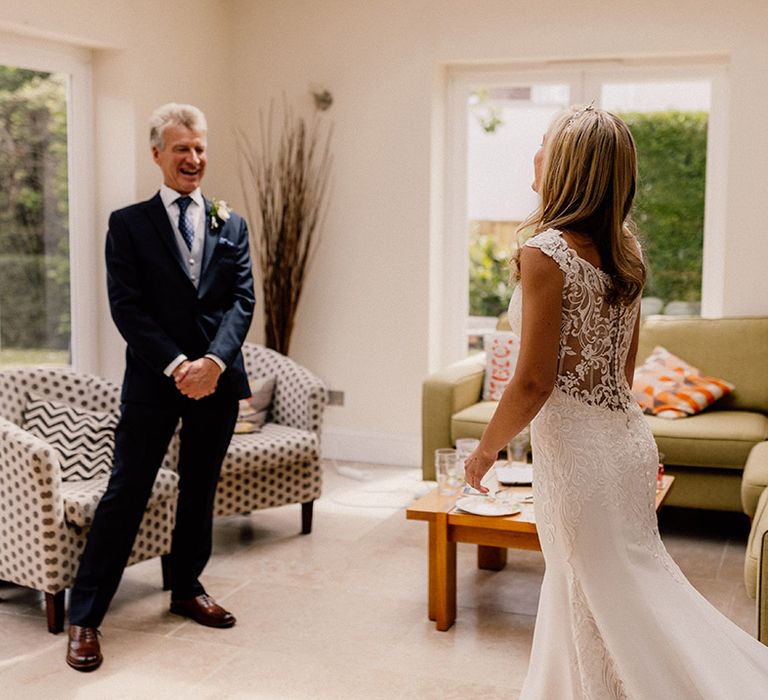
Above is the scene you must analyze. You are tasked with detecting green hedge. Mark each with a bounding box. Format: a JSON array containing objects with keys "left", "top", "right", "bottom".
[
  {"left": 0, "top": 254, "right": 70, "bottom": 349},
  {"left": 469, "top": 234, "right": 514, "bottom": 317},
  {"left": 468, "top": 110, "right": 707, "bottom": 317},
  {"left": 619, "top": 110, "right": 707, "bottom": 303}
]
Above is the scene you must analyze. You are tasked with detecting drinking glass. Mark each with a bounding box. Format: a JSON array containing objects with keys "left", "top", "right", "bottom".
[
  {"left": 507, "top": 426, "right": 530, "bottom": 464},
  {"left": 455, "top": 437, "right": 480, "bottom": 466},
  {"left": 454, "top": 438, "right": 479, "bottom": 492},
  {"left": 435, "top": 448, "right": 460, "bottom": 495}
]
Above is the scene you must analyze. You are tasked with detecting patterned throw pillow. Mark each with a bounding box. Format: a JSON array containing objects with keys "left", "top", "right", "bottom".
[
  {"left": 236, "top": 375, "right": 276, "bottom": 434},
  {"left": 632, "top": 346, "right": 735, "bottom": 419},
  {"left": 21, "top": 393, "right": 118, "bottom": 480},
  {"left": 482, "top": 332, "right": 520, "bottom": 401}
]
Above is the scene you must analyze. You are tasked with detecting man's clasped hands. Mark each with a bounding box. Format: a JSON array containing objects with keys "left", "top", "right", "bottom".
[{"left": 172, "top": 357, "right": 222, "bottom": 399}]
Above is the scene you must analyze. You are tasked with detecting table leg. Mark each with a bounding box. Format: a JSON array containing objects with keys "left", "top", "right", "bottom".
[
  {"left": 477, "top": 545, "right": 507, "bottom": 571},
  {"left": 433, "top": 512, "right": 456, "bottom": 631},
  {"left": 428, "top": 521, "right": 436, "bottom": 621}
]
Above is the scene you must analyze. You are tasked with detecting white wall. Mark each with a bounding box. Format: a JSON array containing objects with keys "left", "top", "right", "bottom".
[
  {"left": 1, "top": 1, "right": 767, "bottom": 466},
  {"left": 229, "top": 0, "right": 768, "bottom": 464},
  {"left": 0, "top": 0, "right": 238, "bottom": 381}
]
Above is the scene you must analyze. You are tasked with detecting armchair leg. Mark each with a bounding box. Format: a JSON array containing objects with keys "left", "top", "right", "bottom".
[
  {"left": 45, "top": 591, "right": 65, "bottom": 634},
  {"left": 161, "top": 553, "right": 172, "bottom": 591},
  {"left": 301, "top": 501, "right": 314, "bottom": 535}
]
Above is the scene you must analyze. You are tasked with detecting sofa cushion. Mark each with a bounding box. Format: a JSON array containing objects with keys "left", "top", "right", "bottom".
[
  {"left": 215, "top": 423, "right": 321, "bottom": 516},
  {"left": 236, "top": 375, "right": 276, "bottom": 433},
  {"left": 223, "top": 423, "right": 318, "bottom": 475},
  {"left": 452, "top": 402, "right": 767, "bottom": 472},
  {"left": 451, "top": 402, "right": 499, "bottom": 442},
  {"left": 632, "top": 346, "right": 734, "bottom": 418},
  {"left": 21, "top": 393, "right": 118, "bottom": 481},
  {"left": 62, "top": 468, "right": 178, "bottom": 528},
  {"left": 482, "top": 332, "right": 519, "bottom": 401},
  {"left": 636, "top": 316, "right": 768, "bottom": 414},
  {"left": 648, "top": 410, "right": 768, "bottom": 470}
]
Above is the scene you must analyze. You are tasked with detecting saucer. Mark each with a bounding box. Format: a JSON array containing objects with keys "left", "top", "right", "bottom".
[
  {"left": 495, "top": 462, "right": 533, "bottom": 485},
  {"left": 454, "top": 495, "right": 521, "bottom": 517}
]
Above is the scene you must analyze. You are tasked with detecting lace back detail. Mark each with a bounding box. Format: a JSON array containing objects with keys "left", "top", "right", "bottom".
[{"left": 522, "top": 230, "right": 638, "bottom": 412}]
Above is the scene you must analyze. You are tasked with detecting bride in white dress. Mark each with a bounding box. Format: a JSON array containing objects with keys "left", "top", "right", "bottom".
[{"left": 463, "top": 105, "right": 768, "bottom": 699}]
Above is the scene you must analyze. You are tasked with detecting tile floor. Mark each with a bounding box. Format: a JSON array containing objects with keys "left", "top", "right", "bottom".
[{"left": 0, "top": 461, "right": 757, "bottom": 699}]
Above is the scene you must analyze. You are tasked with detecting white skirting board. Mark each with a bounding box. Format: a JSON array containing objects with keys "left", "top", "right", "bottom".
[{"left": 320, "top": 427, "right": 420, "bottom": 467}]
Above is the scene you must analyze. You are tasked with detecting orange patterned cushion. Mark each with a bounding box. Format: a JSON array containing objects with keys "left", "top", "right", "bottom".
[{"left": 632, "top": 346, "right": 735, "bottom": 419}]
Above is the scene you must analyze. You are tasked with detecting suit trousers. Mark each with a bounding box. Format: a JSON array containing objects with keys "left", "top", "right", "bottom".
[{"left": 68, "top": 388, "right": 239, "bottom": 628}]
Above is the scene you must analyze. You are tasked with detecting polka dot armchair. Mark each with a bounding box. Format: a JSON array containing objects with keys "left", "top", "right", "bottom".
[
  {"left": 0, "top": 344, "right": 325, "bottom": 633},
  {"left": 0, "top": 367, "right": 178, "bottom": 634},
  {"left": 219, "top": 343, "right": 326, "bottom": 532}
]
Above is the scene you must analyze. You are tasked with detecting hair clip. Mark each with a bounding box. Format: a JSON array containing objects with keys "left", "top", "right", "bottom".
[{"left": 565, "top": 99, "right": 597, "bottom": 130}]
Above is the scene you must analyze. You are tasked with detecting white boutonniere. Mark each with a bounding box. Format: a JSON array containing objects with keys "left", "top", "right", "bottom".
[{"left": 209, "top": 198, "right": 232, "bottom": 229}]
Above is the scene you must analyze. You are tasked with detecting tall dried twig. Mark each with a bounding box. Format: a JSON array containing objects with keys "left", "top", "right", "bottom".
[{"left": 239, "top": 103, "right": 333, "bottom": 355}]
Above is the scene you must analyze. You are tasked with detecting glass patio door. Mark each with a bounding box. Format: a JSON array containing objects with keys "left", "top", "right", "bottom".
[
  {"left": 466, "top": 81, "right": 571, "bottom": 350},
  {"left": 436, "top": 59, "right": 726, "bottom": 368}
]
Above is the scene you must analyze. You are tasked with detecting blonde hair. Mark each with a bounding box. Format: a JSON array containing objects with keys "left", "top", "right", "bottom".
[
  {"left": 149, "top": 103, "right": 207, "bottom": 149},
  {"left": 514, "top": 106, "right": 645, "bottom": 305}
]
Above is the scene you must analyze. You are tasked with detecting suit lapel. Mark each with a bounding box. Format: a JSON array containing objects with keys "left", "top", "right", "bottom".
[{"left": 200, "top": 198, "right": 217, "bottom": 282}]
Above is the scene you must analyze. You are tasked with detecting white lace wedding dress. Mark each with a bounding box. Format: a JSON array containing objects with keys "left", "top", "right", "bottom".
[{"left": 509, "top": 229, "right": 768, "bottom": 699}]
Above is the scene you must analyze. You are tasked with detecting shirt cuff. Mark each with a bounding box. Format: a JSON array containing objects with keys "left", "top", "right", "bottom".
[
  {"left": 164, "top": 354, "right": 188, "bottom": 377},
  {"left": 205, "top": 353, "right": 226, "bottom": 372}
]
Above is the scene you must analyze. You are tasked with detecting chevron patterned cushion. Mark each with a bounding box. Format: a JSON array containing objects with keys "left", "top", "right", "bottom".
[
  {"left": 632, "top": 346, "right": 735, "bottom": 419},
  {"left": 21, "top": 393, "right": 118, "bottom": 481}
]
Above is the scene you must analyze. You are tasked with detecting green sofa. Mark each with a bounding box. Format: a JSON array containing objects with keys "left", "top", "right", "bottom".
[
  {"left": 423, "top": 315, "right": 768, "bottom": 643},
  {"left": 742, "top": 441, "right": 768, "bottom": 644},
  {"left": 422, "top": 316, "right": 768, "bottom": 512}
]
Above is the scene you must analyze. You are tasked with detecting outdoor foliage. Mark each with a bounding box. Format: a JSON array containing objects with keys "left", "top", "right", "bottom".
[
  {"left": 0, "top": 66, "right": 70, "bottom": 350},
  {"left": 468, "top": 110, "right": 707, "bottom": 318},
  {"left": 469, "top": 229, "right": 514, "bottom": 317},
  {"left": 620, "top": 110, "right": 707, "bottom": 303}
]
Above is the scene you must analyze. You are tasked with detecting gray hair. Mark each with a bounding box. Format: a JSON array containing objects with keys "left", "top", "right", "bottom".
[{"left": 149, "top": 103, "right": 207, "bottom": 149}]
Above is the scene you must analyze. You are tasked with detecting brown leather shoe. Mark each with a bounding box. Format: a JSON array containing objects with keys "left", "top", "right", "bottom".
[
  {"left": 170, "top": 594, "right": 236, "bottom": 628},
  {"left": 66, "top": 625, "right": 102, "bottom": 672}
]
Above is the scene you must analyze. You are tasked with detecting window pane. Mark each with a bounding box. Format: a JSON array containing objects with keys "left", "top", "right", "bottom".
[
  {"left": 466, "top": 83, "right": 569, "bottom": 350},
  {"left": 0, "top": 65, "right": 70, "bottom": 366},
  {"left": 603, "top": 80, "right": 710, "bottom": 316}
]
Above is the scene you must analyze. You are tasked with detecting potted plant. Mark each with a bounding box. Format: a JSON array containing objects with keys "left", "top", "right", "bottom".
[{"left": 238, "top": 103, "right": 333, "bottom": 355}]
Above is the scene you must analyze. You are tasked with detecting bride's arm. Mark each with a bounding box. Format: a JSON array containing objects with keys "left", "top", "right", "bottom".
[{"left": 464, "top": 246, "right": 562, "bottom": 492}]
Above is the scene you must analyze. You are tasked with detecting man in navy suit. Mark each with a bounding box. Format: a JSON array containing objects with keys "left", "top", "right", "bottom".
[{"left": 66, "top": 103, "right": 255, "bottom": 672}]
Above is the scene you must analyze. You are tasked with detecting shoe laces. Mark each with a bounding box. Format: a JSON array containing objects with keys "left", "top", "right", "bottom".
[{"left": 74, "top": 626, "right": 100, "bottom": 641}]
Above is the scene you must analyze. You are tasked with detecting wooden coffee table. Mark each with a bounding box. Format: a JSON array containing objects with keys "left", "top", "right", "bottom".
[{"left": 406, "top": 474, "right": 674, "bottom": 630}]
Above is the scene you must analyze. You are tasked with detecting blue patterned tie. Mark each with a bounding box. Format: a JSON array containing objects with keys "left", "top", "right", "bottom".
[{"left": 176, "top": 196, "right": 194, "bottom": 250}]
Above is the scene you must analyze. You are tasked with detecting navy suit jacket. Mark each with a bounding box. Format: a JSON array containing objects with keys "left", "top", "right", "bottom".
[{"left": 105, "top": 192, "right": 255, "bottom": 404}]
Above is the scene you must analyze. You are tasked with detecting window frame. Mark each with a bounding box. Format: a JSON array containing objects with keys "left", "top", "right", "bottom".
[
  {"left": 0, "top": 30, "right": 97, "bottom": 372},
  {"left": 434, "top": 57, "right": 729, "bottom": 370}
]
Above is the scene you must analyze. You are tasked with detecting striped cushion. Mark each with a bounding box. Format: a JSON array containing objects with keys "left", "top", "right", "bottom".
[
  {"left": 21, "top": 392, "right": 118, "bottom": 481},
  {"left": 632, "top": 346, "right": 735, "bottom": 419}
]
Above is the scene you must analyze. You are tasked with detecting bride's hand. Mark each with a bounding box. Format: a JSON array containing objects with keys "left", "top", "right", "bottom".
[{"left": 464, "top": 447, "right": 497, "bottom": 493}]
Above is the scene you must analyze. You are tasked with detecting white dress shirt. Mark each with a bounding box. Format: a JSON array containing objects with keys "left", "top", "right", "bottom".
[{"left": 158, "top": 185, "right": 226, "bottom": 377}]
